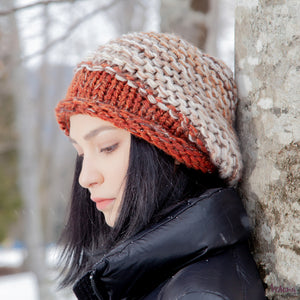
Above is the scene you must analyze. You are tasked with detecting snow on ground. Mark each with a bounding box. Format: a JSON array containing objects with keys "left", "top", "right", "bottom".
[
  {"left": 0, "top": 247, "right": 75, "bottom": 300},
  {"left": 0, "top": 272, "right": 39, "bottom": 300},
  {"left": 0, "top": 271, "right": 75, "bottom": 300},
  {"left": 0, "top": 247, "right": 25, "bottom": 268}
]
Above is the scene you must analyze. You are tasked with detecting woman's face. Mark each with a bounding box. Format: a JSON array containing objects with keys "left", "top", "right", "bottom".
[{"left": 69, "top": 114, "right": 131, "bottom": 227}]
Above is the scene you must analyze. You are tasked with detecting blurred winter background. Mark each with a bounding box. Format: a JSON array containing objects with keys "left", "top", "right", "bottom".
[{"left": 0, "top": 0, "right": 234, "bottom": 299}]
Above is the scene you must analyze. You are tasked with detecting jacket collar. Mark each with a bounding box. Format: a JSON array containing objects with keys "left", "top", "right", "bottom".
[{"left": 73, "top": 188, "right": 251, "bottom": 300}]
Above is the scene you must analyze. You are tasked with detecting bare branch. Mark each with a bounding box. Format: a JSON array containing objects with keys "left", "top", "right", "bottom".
[
  {"left": 0, "top": 0, "right": 79, "bottom": 16},
  {"left": 21, "top": 0, "right": 121, "bottom": 62}
]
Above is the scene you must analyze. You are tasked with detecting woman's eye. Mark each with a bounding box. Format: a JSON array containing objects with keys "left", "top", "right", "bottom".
[{"left": 100, "top": 143, "right": 118, "bottom": 154}]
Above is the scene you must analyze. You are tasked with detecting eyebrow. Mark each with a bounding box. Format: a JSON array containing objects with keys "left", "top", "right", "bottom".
[{"left": 69, "top": 125, "right": 117, "bottom": 144}]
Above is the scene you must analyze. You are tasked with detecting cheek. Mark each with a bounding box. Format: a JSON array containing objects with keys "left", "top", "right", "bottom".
[
  {"left": 106, "top": 149, "right": 130, "bottom": 188},
  {"left": 117, "top": 153, "right": 130, "bottom": 186},
  {"left": 117, "top": 141, "right": 130, "bottom": 181}
]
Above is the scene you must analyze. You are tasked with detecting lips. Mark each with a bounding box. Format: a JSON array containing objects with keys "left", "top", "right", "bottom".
[{"left": 91, "top": 197, "right": 115, "bottom": 211}]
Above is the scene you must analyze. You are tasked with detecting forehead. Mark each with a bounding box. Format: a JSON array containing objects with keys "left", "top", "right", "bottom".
[{"left": 69, "top": 114, "right": 120, "bottom": 139}]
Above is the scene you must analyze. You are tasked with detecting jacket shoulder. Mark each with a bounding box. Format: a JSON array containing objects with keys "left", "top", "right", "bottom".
[
  {"left": 156, "top": 243, "right": 265, "bottom": 300},
  {"left": 177, "top": 291, "right": 228, "bottom": 300}
]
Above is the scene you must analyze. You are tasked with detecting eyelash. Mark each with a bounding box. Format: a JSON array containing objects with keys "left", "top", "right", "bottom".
[
  {"left": 100, "top": 143, "right": 119, "bottom": 154},
  {"left": 76, "top": 143, "right": 119, "bottom": 158}
]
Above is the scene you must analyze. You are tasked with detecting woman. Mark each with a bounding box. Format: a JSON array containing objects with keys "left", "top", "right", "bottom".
[{"left": 55, "top": 32, "right": 265, "bottom": 299}]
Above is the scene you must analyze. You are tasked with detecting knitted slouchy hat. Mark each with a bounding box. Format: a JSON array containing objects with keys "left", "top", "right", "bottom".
[{"left": 55, "top": 32, "right": 242, "bottom": 185}]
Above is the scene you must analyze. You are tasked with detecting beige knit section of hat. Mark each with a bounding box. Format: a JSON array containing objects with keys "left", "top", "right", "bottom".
[{"left": 76, "top": 32, "right": 243, "bottom": 185}]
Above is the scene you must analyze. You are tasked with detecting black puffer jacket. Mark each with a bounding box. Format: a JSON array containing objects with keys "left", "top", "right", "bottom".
[{"left": 73, "top": 188, "right": 265, "bottom": 299}]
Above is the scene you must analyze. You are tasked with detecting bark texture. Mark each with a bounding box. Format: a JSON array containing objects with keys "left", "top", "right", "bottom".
[{"left": 235, "top": 1, "right": 300, "bottom": 299}]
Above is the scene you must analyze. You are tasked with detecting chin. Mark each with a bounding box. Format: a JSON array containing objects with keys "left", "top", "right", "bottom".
[{"left": 104, "top": 216, "right": 115, "bottom": 227}]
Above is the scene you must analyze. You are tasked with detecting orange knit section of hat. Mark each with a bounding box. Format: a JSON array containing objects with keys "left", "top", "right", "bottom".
[{"left": 56, "top": 69, "right": 216, "bottom": 174}]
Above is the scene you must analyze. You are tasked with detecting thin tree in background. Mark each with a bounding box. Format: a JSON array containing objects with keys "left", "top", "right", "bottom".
[{"left": 0, "top": 0, "right": 22, "bottom": 249}]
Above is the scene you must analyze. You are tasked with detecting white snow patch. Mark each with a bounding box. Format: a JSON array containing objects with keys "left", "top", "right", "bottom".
[
  {"left": 238, "top": 58, "right": 245, "bottom": 69},
  {"left": 0, "top": 248, "right": 25, "bottom": 268},
  {"left": 237, "top": 0, "right": 258, "bottom": 9},
  {"left": 0, "top": 272, "right": 39, "bottom": 300},
  {"left": 258, "top": 98, "right": 273, "bottom": 109},
  {"left": 261, "top": 223, "right": 273, "bottom": 243},
  {"left": 248, "top": 56, "right": 259, "bottom": 65},
  {"left": 236, "top": 74, "right": 252, "bottom": 98},
  {"left": 256, "top": 40, "right": 263, "bottom": 52}
]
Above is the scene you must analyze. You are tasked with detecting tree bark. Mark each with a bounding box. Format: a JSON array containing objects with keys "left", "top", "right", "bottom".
[{"left": 235, "top": 1, "right": 300, "bottom": 298}]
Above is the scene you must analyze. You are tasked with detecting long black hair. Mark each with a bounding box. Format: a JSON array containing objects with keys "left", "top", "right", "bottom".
[{"left": 58, "top": 135, "right": 226, "bottom": 287}]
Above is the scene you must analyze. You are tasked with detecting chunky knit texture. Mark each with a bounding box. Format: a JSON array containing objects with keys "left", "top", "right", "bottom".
[{"left": 55, "top": 32, "right": 242, "bottom": 185}]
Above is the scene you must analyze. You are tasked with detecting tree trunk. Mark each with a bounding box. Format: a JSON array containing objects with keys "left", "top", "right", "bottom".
[
  {"left": 235, "top": 1, "right": 300, "bottom": 298},
  {"left": 160, "top": 0, "right": 224, "bottom": 57},
  {"left": 11, "top": 2, "right": 47, "bottom": 300},
  {"left": 106, "top": 0, "right": 148, "bottom": 35},
  {"left": 0, "top": 0, "right": 22, "bottom": 244}
]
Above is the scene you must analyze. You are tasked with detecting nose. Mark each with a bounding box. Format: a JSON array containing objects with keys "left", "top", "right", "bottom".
[{"left": 79, "top": 156, "right": 104, "bottom": 189}]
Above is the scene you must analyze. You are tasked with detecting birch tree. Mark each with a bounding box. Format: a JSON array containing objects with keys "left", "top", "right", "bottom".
[{"left": 235, "top": 1, "right": 300, "bottom": 298}]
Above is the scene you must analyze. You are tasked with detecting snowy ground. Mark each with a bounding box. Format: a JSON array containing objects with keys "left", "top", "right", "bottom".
[
  {"left": 0, "top": 272, "right": 39, "bottom": 300},
  {"left": 0, "top": 247, "right": 75, "bottom": 300}
]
